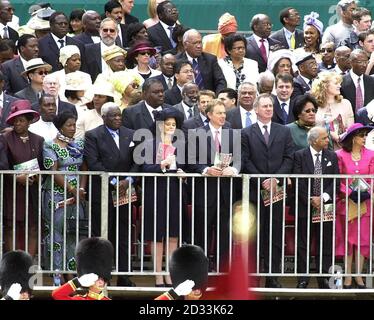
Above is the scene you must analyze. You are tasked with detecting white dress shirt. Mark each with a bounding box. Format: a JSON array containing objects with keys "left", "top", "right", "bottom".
[
  {"left": 29, "top": 119, "right": 58, "bottom": 142},
  {"left": 240, "top": 106, "right": 257, "bottom": 128},
  {"left": 51, "top": 33, "right": 67, "bottom": 49},
  {"left": 277, "top": 98, "right": 290, "bottom": 115},
  {"left": 253, "top": 33, "right": 269, "bottom": 58},
  {"left": 145, "top": 101, "right": 162, "bottom": 121},
  {"left": 257, "top": 119, "right": 271, "bottom": 135}
]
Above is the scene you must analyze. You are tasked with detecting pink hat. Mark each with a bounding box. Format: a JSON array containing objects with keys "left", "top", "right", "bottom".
[
  {"left": 127, "top": 41, "right": 156, "bottom": 61},
  {"left": 340, "top": 123, "right": 374, "bottom": 143},
  {"left": 6, "top": 100, "right": 40, "bottom": 125}
]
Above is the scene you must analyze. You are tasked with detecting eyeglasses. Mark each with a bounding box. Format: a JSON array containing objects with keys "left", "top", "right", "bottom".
[
  {"left": 357, "top": 132, "right": 368, "bottom": 137},
  {"left": 138, "top": 51, "right": 151, "bottom": 56},
  {"left": 102, "top": 28, "right": 116, "bottom": 33},
  {"left": 303, "top": 108, "right": 317, "bottom": 113},
  {"left": 35, "top": 70, "right": 49, "bottom": 75},
  {"left": 320, "top": 48, "right": 334, "bottom": 53}
]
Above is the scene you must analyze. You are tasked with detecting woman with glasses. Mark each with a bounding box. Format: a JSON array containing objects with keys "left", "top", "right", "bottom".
[
  {"left": 218, "top": 34, "right": 259, "bottom": 90},
  {"left": 311, "top": 71, "right": 354, "bottom": 150},
  {"left": 335, "top": 123, "right": 374, "bottom": 289},
  {"left": 126, "top": 40, "right": 161, "bottom": 80},
  {"left": 287, "top": 94, "right": 318, "bottom": 151}
]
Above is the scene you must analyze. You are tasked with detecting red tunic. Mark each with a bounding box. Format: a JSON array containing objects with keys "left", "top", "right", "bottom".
[{"left": 52, "top": 280, "right": 111, "bottom": 300}]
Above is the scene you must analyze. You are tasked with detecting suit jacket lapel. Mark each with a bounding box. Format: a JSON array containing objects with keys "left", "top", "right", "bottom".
[
  {"left": 102, "top": 126, "right": 120, "bottom": 154},
  {"left": 48, "top": 34, "right": 59, "bottom": 56},
  {"left": 273, "top": 98, "right": 284, "bottom": 123},
  {"left": 306, "top": 149, "right": 315, "bottom": 174},
  {"left": 119, "top": 127, "right": 131, "bottom": 156},
  {"left": 248, "top": 37, "right": 263, "bottom": 59},
  {"left": 268, "top": 123, "right": 277, "bottom": 146},
  {"left": 141, "top": 102, "right": 154, "bottom": 128},
  {"left": 253, "top": 123, "right": 267, "bottom": 146}
]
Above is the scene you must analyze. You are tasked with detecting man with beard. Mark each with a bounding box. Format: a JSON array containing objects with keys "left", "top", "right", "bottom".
[{"left": 172, "top": 82, "right": 199, "bottom": 120}]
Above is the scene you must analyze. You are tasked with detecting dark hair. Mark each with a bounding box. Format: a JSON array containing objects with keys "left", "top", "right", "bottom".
[
  {"left": 53, "top": 111, "right": 77, "bottom": 130},
  {"left": 0, "top": 39, "right": 15, "bottom": 54},
  {"left": 156, "top": 0, "right": 172, "bottom": 17},
  {"left": 142, "top": 78, "right": 163, "bottom": 94},
  {"left": 172, "top": 24, "right": 189, "bottom": 44},
  {"left": 223, "top": 33, "right": 247, "bottom": 55},
  {"left": 174, "top": 59, "right": 192, "bottom": 74},
  {"left": 279, "top": 7, "right": 293, "bottom": 26},
  {"left": 125, "top": 40, "right": 153, "bottom": 68},
  {"left": 273, "top": 57, "right": 295, "bottom": 77},
  {"left": 218, "top": 88, "right": 237, "bottom": 104},
  {"left": 65, "top": 90, "right": 80, "bottom": 100},
  {"left": 292, "top": 93, "right": 318, "bottom": 119},
  {"left": 352, "top": 7, "right": 371, "bottom": 22},
  {"left": 205, "top": 99, "right": 225, "bottom": 114},
  {"left": 17, "top": 34, "right": 36, "bottom": 52},
  {"left": 126, "top": 22, "right": 146, "bottom": 45},
  {"left": 49, "top": 11, "right": 67, "bottom": 25},
  {"left": 39, "top": 93, "right": 56, "bottom": 106},
  {"left": 340, "top": 134, "right": 354, "bottom": 152},
  {"left": 154, "top": 107, "right": 184, "bottom": 132},
  {"left": 104, "top": 0, "right": 122, "bottom": 13},
  {"left": 275, "top": 72, "right": 294, "bottom": 87},
  {"left": 68, "top": 9, "right": 85, "bottom": 33},
  {"left": 358, "top": 29, "right": 374, "bottom": 43}
]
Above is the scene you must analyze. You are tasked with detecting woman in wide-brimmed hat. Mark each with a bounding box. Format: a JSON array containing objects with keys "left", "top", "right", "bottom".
[
  {"left": 336, "top": 122, "right": 374, "bottom": 289},
  {"left": 126, "top": 40, "right": 161, "bottom": 80},
  {"left": 0, "top": 100, "right": 43, "bottom": 257}
]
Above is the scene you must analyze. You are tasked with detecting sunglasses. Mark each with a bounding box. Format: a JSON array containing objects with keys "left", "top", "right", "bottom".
[
  {"left": 102, "top": 28, "right": 116, "bottom": 33},
  {"left": 131, "top": 82, "right": 139, "bottom": 89},
  {"left": 320, "top": 48, "right": 334, "bottom": 53},
  {"left": 357, "top": 132, "right": 368, "bottom": 137},
  {"left": 35, "top": 70, "right": 49, "bottom": 75},
  {"left": 138, "top": 51, "right": 151, "bottom": 56},
  {"left": 303, "top": 108, "right": 316, "bottom": 113}
]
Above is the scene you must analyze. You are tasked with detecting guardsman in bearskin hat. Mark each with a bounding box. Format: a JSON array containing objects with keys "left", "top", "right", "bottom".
[
  {"left": 155, "top": 244, "right": 209, "bottom": 300},
  {"left": 52, "top": 237, "right": 113, "bottom": 300},
  {"left": 0, "top": 250, "right": 34, "bottom": 300}
]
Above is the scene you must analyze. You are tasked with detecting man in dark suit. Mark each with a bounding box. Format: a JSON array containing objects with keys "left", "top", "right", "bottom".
[
  {"left": 83, "top": 17, "right": 119, "bottom": 82},
  {"left": 104, "top": 1, "right": 129, "bottom": 48},
  {"left": 1, "top": 34, "right": 39, "bottom": 95},
  {"left": 270, "top": 7, "right": 304, "bottom": 50},
  {"left": 0, "top": 70, "right": 18, "bottom": 132},
  {"left": 84, "top": 102, "right": 139, "bottom": 287},
  {"left": 42, "top": 73, "right": 77, "bottom": 117},
  {"left": 147, "top": 1, "right": 178, "bottom": 53},
  {"left": 187, "top": 99, "right": 241, "bottom": 271},
  {"left": 150, "top": 53, "right": 176, "bottom": 91},
  {"left": 0, "top": 0, "right": 18, "bottom": 44},
  {"left": 272, "top": 73, "right": 295, "bottom": 125},
  {"left": 173, "top": 83, "right": 199, "bottom": 120},
  {"left": 226, "top": 82, "right": 257, "bottom": 129},
  {"left": 245, "top": 14, "right": 283, "bottom": 73},
  {"left": 177, "top": 29, "right": 226, "bottom": 95},
  {"left": 73, "top": 10, "right": 101, "bottom": 46},
  {"left": 341, "top": 49, "right": 374, "bottom": 117},
  {"left": 122, "top": 78, "right": 170, "bottom": 131},
  {"left": 292, "top": 53, "right": 318, "bottom": 98},
  {"left": 241, "top": 93, "right": 294, "bottom": 287},
  {"left": 164, "top": 60, "right": 194, "bottom": 106},
  {"left": 293, "top": 126, "right": 339, "bottom": 289},
  {"left": 38, "top": 12, "right": 85, "bottom": 72}
]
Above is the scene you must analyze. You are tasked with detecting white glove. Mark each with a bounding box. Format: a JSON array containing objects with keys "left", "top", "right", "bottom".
[
  {"left": 174, "top": 279, "right": 195, "bottom": 296},
  {"left": 78, "top": 273, "right": 98, "bottom": 287},
  {"left": 6, "top": 283, "right": 22, "bottom": 300}
]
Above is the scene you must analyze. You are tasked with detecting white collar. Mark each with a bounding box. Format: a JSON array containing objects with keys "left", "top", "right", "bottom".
[{"left": 209, "top": 122, "right": 222, "bottom": 134}]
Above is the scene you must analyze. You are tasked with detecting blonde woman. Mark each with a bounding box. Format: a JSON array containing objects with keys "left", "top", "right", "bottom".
[
  {"left": 311, "top": 71, "right": 354, "bottom": 150},
  {"left": 143, "top": 0, "right": 166, "bottom": 28}
]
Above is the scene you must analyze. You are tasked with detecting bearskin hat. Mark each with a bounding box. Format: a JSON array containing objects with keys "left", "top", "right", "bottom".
[
  {"left": 75, "top": 237, "right": 113, "bottom": 282},
  {"left": 0, "top": 250, "right": 33, "bottom": 295},
  {"left": 170, "top": 245, "right": 209, "bottom": 291}
]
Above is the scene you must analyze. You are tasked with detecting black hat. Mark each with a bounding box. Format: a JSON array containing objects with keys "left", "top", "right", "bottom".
[
  {"left": 154, "top": 107, "right": 184, "bottom": 130},
  {"left": 170, "top": 245, "right": 209, "bottom": 291},
  {"left": 0, "top": 251, "right": 33, "bottom": 295},
  {"left": 75, "top": 237, "right": 113, "bottom": 282}
]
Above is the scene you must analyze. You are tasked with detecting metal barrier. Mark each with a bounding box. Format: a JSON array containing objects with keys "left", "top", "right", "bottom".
[{"left": 1, "top": 171, "right": 374, "bottom": 289}]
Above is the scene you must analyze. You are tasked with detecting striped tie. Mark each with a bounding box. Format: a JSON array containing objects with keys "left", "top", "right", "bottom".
[{"left": 192, "top": 59, "right": 203, "bottom": 89}]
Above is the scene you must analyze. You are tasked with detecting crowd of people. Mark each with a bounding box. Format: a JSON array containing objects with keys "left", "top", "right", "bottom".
[{"left": 0, "top": 0, "right": 374, "bottom": 292}]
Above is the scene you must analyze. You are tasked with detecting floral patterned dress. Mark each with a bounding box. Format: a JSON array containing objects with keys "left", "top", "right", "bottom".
[{"left": 42, "top": 139, "right": 86, "bottom": 272}]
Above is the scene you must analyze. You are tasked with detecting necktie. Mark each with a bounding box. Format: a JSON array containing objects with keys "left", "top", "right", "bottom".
[
  {"left": 290, "top": 33, "right": 296, "bottom": 50},
  {"left": 167, "top": 26, "right": 176, "bottom": 48},
  {"left": 308, "top": 79, "right": 313, "bottom": 87},
  {"left": 214, "top": 130, "right": 221, "bottom": 152},
  {"left": 280, "top": 102, "right": 288, "bottom": 124},
  {"left": 152, "top": 109, "right": 160, "bottom": 121},
  {"left": 58, "top": 39, "right": 64, "bottom": 49},
  {"left": 111, "top": 131, "right": 119, "bottom": 149},
  {"left": 356, "top": 77, "right": 364, "bottom": 111},
  {"left": 263, "top": 124, "right": 270, "bottom": 145},
  {"left": 187, "top": 107, "right": 193, "bottom": 119},
  {"left": 204, "top": 119, "right": 209, "bottom": 125},
  {"left": 167, "top": 77, "right": 173, "bottom": 90},
  {"left": 245, "top": 111, "right": 252, "bottom": 127},
  {"left": 259, "top": 39, "right": 267, "bottom": 64},
  {"left": 3, "top": 26, "right": 8, "bottom": 39},
  {"left": 313, "top": 153, "right": 322, "bottom": 196},
  {"left": 192, "top": 59, "right": 203, "bottom": 89}
]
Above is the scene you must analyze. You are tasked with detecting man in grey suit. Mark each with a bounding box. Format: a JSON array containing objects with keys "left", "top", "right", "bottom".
[
  {"left": 1, "top": 34, "right": 39, "bottom": 95},
  {"left": 0, "top": 70, "right": 18, "bottom": 132},
  {"left": 241, "top": 93, "right": 294, "bottom": 288},
  {"left": 270, "top": 7, "right": 304, "bottom": 50},
  {"left": 173, "top": 83, "right": 199, "bottom": 120}
]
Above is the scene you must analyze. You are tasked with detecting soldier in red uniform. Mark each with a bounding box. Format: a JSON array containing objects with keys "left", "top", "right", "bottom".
[
  {"left": 155, "top": 245, "right": 209, "bottom": 300},
  {"left": 52, "top": 237, "right": 113, "bottom": 300}
]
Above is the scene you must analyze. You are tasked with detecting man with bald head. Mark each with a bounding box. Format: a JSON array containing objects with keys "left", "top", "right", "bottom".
[
  {"left": 172, "top": 82, "right": 199, "bottom": 120},
  {"left": 340, "top": 49, "right": 374, "bottom": 116},
  {"left": 334, "top": 45, "right": 352, "bottom": 75},
  {"left": 73, "top": 10, "right": 101, "bottom": 45},
  {"left": 176, "top": 29, "right": 226, "bottom": 95},
  {"left": 245, "top": 13, "right": 282, "bottom": 73}
]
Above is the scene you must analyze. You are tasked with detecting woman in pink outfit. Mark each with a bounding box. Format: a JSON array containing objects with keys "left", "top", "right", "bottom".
[{"left": 336, "top": 123, "right": 374, "bottom": 289}]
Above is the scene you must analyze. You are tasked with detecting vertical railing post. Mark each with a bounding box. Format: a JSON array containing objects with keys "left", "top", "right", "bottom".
[{"left": 101, "top": 172, "right": 109, "bottom": 239}]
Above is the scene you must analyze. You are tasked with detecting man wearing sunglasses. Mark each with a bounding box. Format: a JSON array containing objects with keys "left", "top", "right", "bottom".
[
  {"left": 14, "top": 58, "right": 51, "bottom": 108},
  {"left": 318, "top": 42, "right": 336, "bottom": 72}
]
